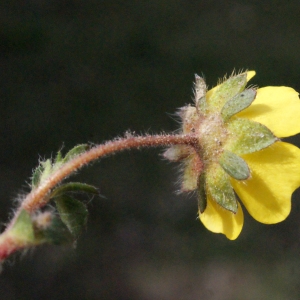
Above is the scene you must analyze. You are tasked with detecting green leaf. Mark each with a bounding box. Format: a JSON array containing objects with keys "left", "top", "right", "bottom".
[
  {"left": 32, "top": 159, "right": 53, "bottom": 189},
  {"left": 36, "top": 216, "right": 73, "bottom": 245},
  {"left": 10, "top": 210, "right": 35, "bottom": 242},
  {"left": 50, "top": 182, "right": 99, "bottom": 198},
  {"left": 31, "top": 164, "right": 44, "bottom": 188},
  {"left": 226, "top": 118, "right": 278, "bottom": 155},
  {"left": 219, "top": 150, "right": 250, "bottom": 180},
  {"left": 206, "top": 163, "right": 238, "bottom": 213},
  {"left": 39, "top": 159, "right": 53, "bottom": 183},
  {"left": 197, "top": 173, "right": 207, "bottom": 213},
  {"left": 62, "top": 144, "right": 89, "bottom": 163},
  {"left": 208, "top": 72, "right": 248, "bottom": 111},
  {"left": 221, "top": 89, "right": 256, "bottom": 121},
  {"left": 55, "top": 195, "right": 88, "bottom": 238},
  {"left": 54, "top": 150, "right": 63, "bottom": 164}
]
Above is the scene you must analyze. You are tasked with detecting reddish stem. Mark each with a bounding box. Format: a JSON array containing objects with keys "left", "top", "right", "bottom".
[
  {"left": 0, "top": 134, "right": 199, "bottom": 262},
  {"left": 0, "top": 235, "right": 22, "bottom": 262},
  {"left": 22, "top": 134, "right": 198, "bottom": 212}
]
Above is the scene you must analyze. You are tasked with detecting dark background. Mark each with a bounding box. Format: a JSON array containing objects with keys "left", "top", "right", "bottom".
[{"left": 1, "top": 1, "right": 300, "bottom": 299}]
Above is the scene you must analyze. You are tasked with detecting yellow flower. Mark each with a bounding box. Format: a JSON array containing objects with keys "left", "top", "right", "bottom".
[{"left": 164, "top": 71, "right": 300, "bottom": 239}]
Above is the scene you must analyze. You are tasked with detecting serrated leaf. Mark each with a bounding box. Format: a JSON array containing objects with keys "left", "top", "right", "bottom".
[
  {"left": 208, "top": 73, "right": 248, "bottom": 111},
  {"left": 10, "top": 210, "right": 35, "bottom": 242},
  {"left": 221, "top": 89, "right": 256, "bottom": 121},
  {"left": 50, "top": 182, "right": 99, "bottom": 198},
  {"left": 32, "top": 164, "right": 44, "bottom": 188},
  {"left": 55, "top": 195, "right": 88, "bottom": 238},
  {"left": 39, "top": 159, "right": 53, "bottom": 183},
  {"left": 219, "top": 150, "right": 250, "bottom": 180},
  {"left": 54, "top": 150, "right": 63, "bottom": 164},
  {"left": 226, "top": 118, "right": 278, "bottom": 155},
  {"left": 206, "top": 163, "right": 238, "bottom": 213},
  {"left": 197, "top": 173, "right": 207, "bottom": 213},
  {"left": 62, "top": 144, "right": 89, "bottom": 163}
]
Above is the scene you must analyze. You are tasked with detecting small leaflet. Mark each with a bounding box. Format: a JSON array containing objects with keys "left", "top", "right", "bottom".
[
  {"left": 62, "top": 144, "right": 89, "bottom": 163},
  {"left": 55, "top": 195, "right": 88, "bottom": 238},
  {"left": 50, "top": 182, "right": 99, "bottom": 198}
]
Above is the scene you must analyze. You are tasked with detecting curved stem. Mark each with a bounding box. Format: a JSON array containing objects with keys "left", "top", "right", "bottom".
[
  {"left": 22, "top": 134, "right": 198, "bottom": 212},
  {"left": 0, "top": 134, "right": 199, "bottom": 262}
]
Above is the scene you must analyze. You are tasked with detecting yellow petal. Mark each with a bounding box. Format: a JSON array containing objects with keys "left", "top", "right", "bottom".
[
  {"left": 246, "top": 70, "right": 256, "bottom": 82},
  {"left": 231, "top": 142, "right": 300, "bottom": 224},
  {"left": 237, "top": 86, "right": 300, "bottom": 137},
  {"left": 199, "top": 193, "right": 244, "bottom": 240},
  {"left": 206, "top": 70, "right": 255, "bottom": 100}
]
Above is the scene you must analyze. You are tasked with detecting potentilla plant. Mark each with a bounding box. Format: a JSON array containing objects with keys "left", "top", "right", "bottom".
[{"left": 0, "top": 70, "right": 300, "bottom": 264}]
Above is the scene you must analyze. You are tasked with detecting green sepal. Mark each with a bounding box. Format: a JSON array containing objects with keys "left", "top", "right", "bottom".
[
  {"left": 206, "top": 164, "right": 238, "bottom": 213},
  {"left": 219, "top": 150, "right": 250, "bottom": 180},
  {"left": 62, "top": 144, "right": 89, "bottom": 163},
  {"left": 197, "top": 173, "right": 207, "bottom": 213},
  {"left": 226, "top": 118, "right": 278, "bottom": 155},
  {"left": 54, "top": 150, "right": 63, "bottom": 164},
  {"left": 180, "top": 105, "right": 199, "bottom": 134},
  {"left": 208, "top": 72, "right": 248, "bottom": 111},
  {"left": 181, "top": 154, "right": 202, "bottom": 192},
  {"left": 55, "top": 195, "right": 88, "bottom": 238},
  {"left": 35, "top": 216, "right": 73, "bottom": 245},
  {"left": 50, "top": 182, "right": 99, "bottom": 198},
  {"left": 31, "top": 164, "right": 44, "bottom": 188},
  {"left": 194, "top": 74, "right": 207, "bottom": 111},
  {"left": 10, "top": 210, "right": 35, "bottom": 242},
  {"left": 31, "top": 145, "right": 90, "bottom": 190},
  {"left": 221, "top": 89, "right": 256, "bottom": 121},
  {"left": 39, "top": 159, "right": 53, "bottom": 184}
]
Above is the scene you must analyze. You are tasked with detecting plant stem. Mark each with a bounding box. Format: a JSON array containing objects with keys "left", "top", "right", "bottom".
[
  {"left": 0, "top": 134, "right": 199, "bottom": 262},
  {"left": 21, "top": 134, "right": 198, "bottom": 212}
]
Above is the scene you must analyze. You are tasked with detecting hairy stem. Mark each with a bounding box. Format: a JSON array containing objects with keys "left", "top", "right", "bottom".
[
  {"left": 21, "top": 134, "right": 198, "bottom": 213},
  {"left": 0, "top": 134, "right": 200, "bottom": 262}
]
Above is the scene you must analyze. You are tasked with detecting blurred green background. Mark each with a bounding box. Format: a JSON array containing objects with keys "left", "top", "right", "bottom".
[{"left": 1, "top": 1, "right": 300, "bottom": 299}]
